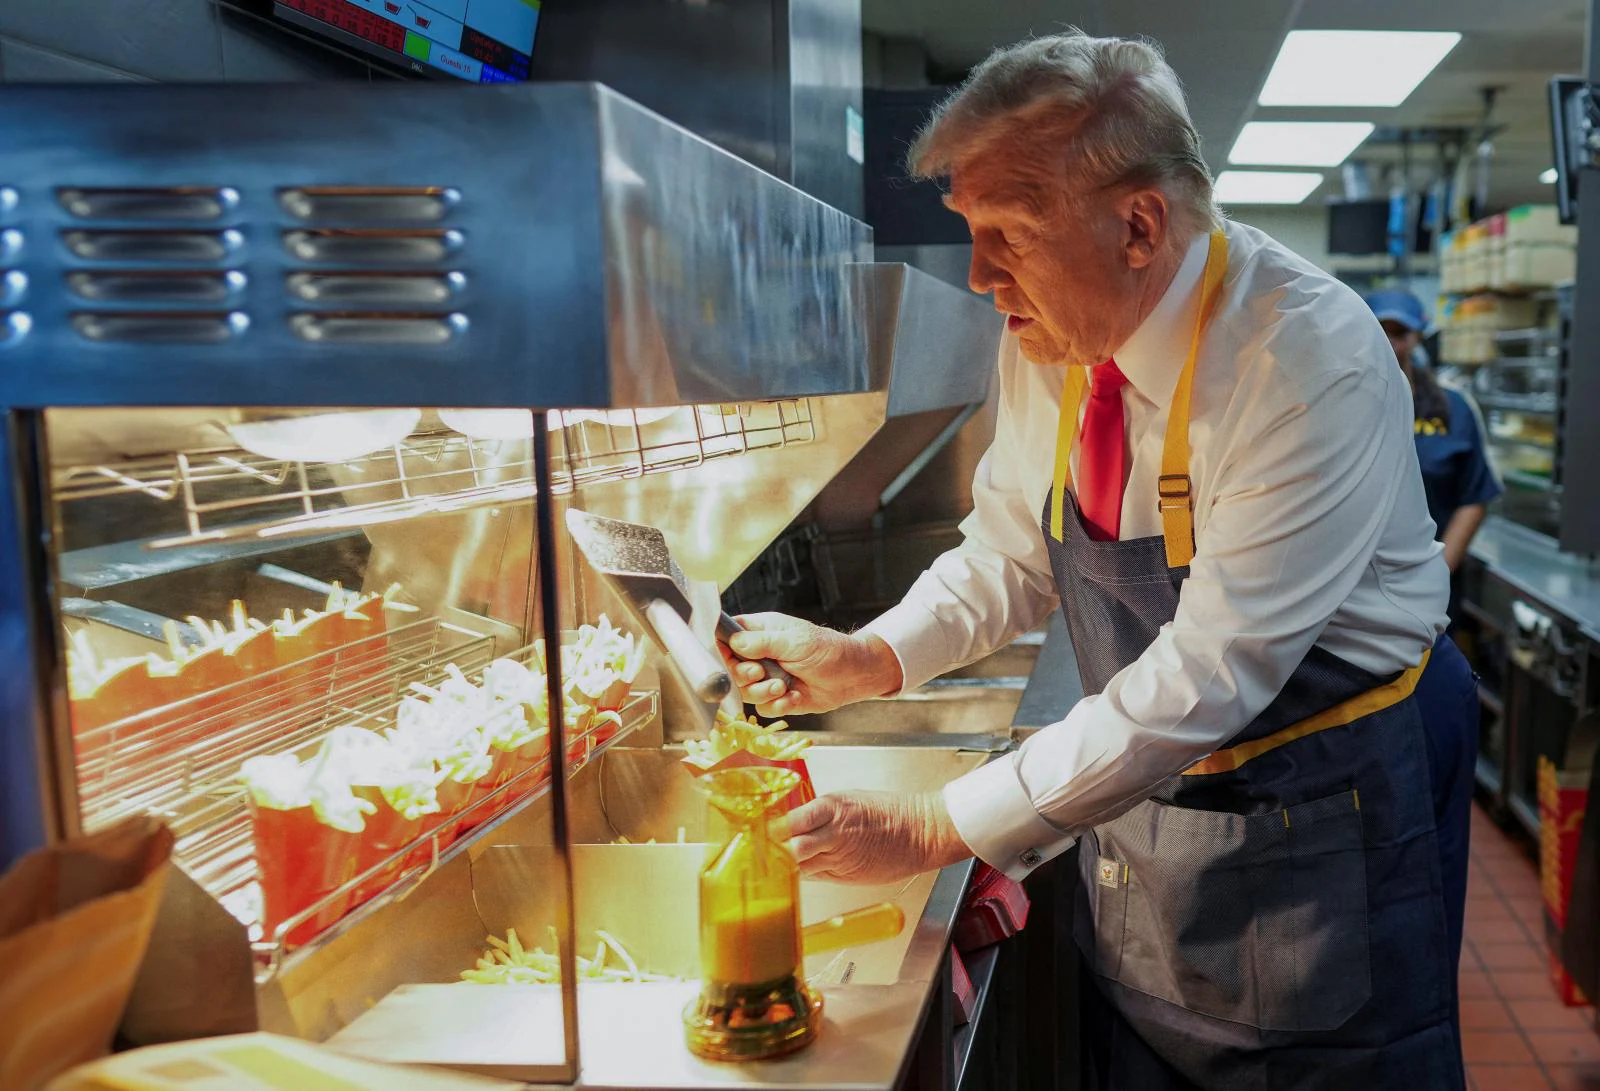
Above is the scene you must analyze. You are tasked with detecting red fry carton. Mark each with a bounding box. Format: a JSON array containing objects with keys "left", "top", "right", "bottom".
[
  {"left": 953, "top": 862, "right": 1031, "bottom": 953},
  {"left": 680, "top": 746, "right": 816, "bottom": 814},
  {"left": 950, "top": 944, "right": 977, "bottom": 1026},
  {"left": 1538, "top": 755, "right": 1592, "bottom": 1007},
  {"left": 250, "top": 800, "right": 361, "bottom": 948}
]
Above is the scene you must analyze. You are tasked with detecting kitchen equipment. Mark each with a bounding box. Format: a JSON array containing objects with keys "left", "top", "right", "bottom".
[
  {"left": 716, "top": 612, "right": 797, "bottom": 694},
  {"left": 565, "top": 508, "right": 732, "bottom": 704},
  {"left": 0, "top": 75, "right": 1008, "bottom": 1091},
  {"left": 801, "top": 900, "right": 905, "bottom": 955},
  {"left": 684, "top": 766, "right": 821, "bottom": 1062},
  {"left": 566, "top": 509, "right": 794, "bottom": 701}
]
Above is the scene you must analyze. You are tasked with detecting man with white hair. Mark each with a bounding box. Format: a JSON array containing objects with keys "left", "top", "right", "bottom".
[{"left": 723, "top": 31, "right": 1474, "bottom": 1088}]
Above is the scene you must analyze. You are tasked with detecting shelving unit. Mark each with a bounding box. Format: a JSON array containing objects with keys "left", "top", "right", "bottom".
[
  {"left": 1441, "top": 291, "right": 1571, "bottom": 539},
  {"left": 50, "top": 402, "right": 819, "bottom": 549},
  {"left": 1435, "top": 208, "right": 1575, "bottom": 541}
]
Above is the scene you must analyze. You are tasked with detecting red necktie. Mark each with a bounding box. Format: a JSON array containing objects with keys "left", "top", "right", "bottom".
[{"left": 1078, "top": 360, "right": 1129, "bottom": 542}]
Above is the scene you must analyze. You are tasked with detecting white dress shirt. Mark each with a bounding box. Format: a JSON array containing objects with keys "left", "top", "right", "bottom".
[{"left": 862, "top": 222, "right": 1450, "bottom": 882}]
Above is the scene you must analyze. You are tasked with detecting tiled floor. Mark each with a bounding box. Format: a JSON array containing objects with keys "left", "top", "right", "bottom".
[{"left": 1463, "top": 802, "right": 1600, "bottom": 1090}]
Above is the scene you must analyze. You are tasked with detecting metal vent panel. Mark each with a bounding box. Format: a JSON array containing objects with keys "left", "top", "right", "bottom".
[{"left": 1, "top": 82, "right": 871, "bottom": 409}]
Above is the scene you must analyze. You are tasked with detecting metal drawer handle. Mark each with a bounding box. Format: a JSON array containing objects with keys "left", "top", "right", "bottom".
[
  {"left": 278, "top": 187, "right": 459, "bottom": 223},
  {"left": 286, "top": 271, "right": 465, "bottom": 305},
  {"left": 288, "top": 312, "right": 466, "bottom": 345},
  {"left": 72, "top": 311, "right": 249, "bottom": 343},
  {"left": 282, "top": 229, "right": 463, "bottom": 264},
  {"left": 57, "top": 186, "right": 239, "bottom": 221},
  {"left": 67, "top": 270, "right": 246, "bottom": 304},
  {"left": 63, "top": 229, "right": 244, "bottom": 263}
]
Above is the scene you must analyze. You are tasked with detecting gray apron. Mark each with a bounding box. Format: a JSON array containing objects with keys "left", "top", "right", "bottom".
[{"left": 1043, "top": 233, "right": 1466, "bottom": 1091}]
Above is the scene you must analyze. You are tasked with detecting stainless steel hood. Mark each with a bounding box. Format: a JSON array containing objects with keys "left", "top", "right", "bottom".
[
  {"left": 865, "top": 262, "right": 998, "bottom": 419},
  {"left": 0, "top": 81, "right": 873, "bottom": 411}
]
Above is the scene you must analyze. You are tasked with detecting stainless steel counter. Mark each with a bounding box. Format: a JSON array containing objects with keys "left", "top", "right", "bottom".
[
  {"left": 323, "top": 738, "right": 998, "bottom": 1090},
  {"left": 1469, "top": 516, "right": 1600, "bottom": 640}
]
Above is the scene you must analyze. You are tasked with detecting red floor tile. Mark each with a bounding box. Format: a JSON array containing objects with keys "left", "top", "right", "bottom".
[
  {"left": 1494, "top": 970, "right": 1564, "bottom": 1000},
  {"left": 1475, "top": 849, "right": 1531, "bottom": 870},
  {"left": 1479, "top": 941, "right": 1545, "bottom": 971},
  {"left": 1511, "top": 898, "right": 1549, "bottom": 924},
  {"left": 1511, "top": 999, "right": 1597, "bottom": 1034},
  {"left": 1463, "top": 997, "right": 1517, "bottom": 1030},
  {"left": 1469, "top": 901, "right": 1518, "bottom": 925},
  {"left": 1475, "top": 919, "right": 1539, "bottom": 946},
  {"left": 1463, "top": 1029, "right": 1537, "bottom": 1064},
  {"left": 1528, "top": 1032, "right": 1600, "bottom": 1066},
  {"left": 1546, "top": 1064, "right": 1600, "bottom": 1090},
  {"left": 1462, "top": 971, "right": 1498, "bottom": 999},
  {"left": 1469, "top": 1064, "right": 1553, "bottom": 1091},
  {"left": 1491, "top": 870, "right": 1542, "bottom": 895}
]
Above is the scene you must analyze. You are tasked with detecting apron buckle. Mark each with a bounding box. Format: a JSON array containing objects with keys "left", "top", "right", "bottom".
[{"left": 1157, "top": 473, "right": 1193, "bottom": 513}]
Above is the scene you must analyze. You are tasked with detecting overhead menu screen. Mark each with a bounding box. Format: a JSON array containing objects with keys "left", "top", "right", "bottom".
[{"left": 276, "top": 0, "right": 538, "bottom": 82}]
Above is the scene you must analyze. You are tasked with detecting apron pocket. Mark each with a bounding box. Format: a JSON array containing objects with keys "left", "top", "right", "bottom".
[{"left": 1094, "top": 789, "right": 1370, "bottom": 1032}]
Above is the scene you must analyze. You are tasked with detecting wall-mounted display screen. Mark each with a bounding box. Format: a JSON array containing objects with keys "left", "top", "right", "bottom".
[{"left": 274, "top": 0, "right": 537, "bottom": 82}]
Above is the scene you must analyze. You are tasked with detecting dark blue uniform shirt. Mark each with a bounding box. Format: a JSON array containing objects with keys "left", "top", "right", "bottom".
[{"left": 1414, "top": 387, "right": 1502, "bottom": 535}]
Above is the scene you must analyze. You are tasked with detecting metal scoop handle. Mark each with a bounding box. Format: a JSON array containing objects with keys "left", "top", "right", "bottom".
[
  {"left": 645, "top": 600, "right": 731, "bottom": 703},
  {"left": 716, "top": 613, "right": 796, "bottom": 693}
]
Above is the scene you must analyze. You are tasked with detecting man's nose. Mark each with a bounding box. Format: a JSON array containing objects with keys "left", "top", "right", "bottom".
[{"left": 968, "top": 244, "right": 1007, "bottom": 294}]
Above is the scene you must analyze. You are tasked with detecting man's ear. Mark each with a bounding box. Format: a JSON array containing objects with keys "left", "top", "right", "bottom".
[{"left": 1119, "top": 187, "right": 1170, "bottom": 270}]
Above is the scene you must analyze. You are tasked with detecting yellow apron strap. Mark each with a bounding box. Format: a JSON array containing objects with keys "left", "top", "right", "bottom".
[
  {"left": 1159, "top": 229, "right": 1230, "bottom": 569},
  {"left": 1182, "top": 650, "right": 1431, "bottom": 776},
  {"left": 1045, "top": 229, "right": 1229, "bottom": 558},
  {"left": 1049, "top": 366, "right": 1089, "bottom": 542}
]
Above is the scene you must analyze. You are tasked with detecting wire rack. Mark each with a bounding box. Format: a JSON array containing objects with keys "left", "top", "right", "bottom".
[
  {"left": 50, "top": 401, "right": 817, "bottom": 548},
  {"left": 255, "top": 687, "right": 659, "bottom": 977},
  {"left": 76, "top": 617, "right": 495, "bottom": 888},
  {"left": 71, "top": 616, "right": 659, "bottom": 968}
]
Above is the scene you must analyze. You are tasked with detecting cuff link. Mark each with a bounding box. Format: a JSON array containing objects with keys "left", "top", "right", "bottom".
[{"left": 1020, "top": 848, "right": 1043, "bottom": 869}]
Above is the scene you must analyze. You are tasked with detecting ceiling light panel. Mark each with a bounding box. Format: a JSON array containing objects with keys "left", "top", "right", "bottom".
[
  {"left": 1258, "top": 30, "right": 1462, "bottom": 108},
  {"left": 1214, "top": 171, "right": 1325, "bottom": 205},
  {"left": 1230, "top": 122, "right": 1375, "bottom": 167}
]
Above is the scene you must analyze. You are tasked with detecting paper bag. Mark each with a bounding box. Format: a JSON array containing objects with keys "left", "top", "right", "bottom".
[
  {"left": 44, "top": 1031, "right": 516, "bottom": 1091},
  {"left": 0, "top": 816, "right": 174, "bottom": 1091}
]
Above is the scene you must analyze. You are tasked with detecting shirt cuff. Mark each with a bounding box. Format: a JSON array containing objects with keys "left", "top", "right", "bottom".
[
  {"left": 858, "top": 601, "right": 953, "bottom": 695},
  {"left": 942, "top": 753, "right": 1077, "bottom": 881}
]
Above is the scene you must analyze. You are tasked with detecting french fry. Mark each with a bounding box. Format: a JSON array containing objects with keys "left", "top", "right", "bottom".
[{"left": 462, "top": 927, "right": 672, "bottom": 984}]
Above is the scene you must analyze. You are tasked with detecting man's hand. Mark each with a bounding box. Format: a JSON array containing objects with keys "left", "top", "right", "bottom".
[
  {"left": 719, "top": 613, "right": 903, "bottom": 717},
  {"left": 779, "top": 790, "right": 970, "bottom": 885}
]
